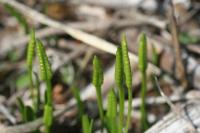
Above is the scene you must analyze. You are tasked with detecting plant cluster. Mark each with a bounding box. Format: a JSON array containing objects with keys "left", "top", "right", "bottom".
[
  {"left": 21, "top": 29, "right": 149, "bottom": 133},
  {"left": 74, "top": 33, "right": 150, "bottom": 133}
]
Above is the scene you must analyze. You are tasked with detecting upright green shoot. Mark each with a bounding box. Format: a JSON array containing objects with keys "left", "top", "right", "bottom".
[
  {"left": 121, "top": 34, "right": 132, "bottom": 133},
  {"left": 92, "top": 56, "right": 104, "bottom": 129},
  {"left": 26, "top": 29, "right": 37, "bottom": 111},
  {"left": 115, "top": 46, "right": 124, "bottom": 133},
  {"left": 106, "top": 89, "right": 117, "bottom": 133},
  {"left": 36, "top": 40, "right": 52, "bottom": 105},
  {"left": 72, "top": 87, "right": 94, "bottom": 133},
  {"left": 36, "top": 40, "right": 53, "bottom": 133},
  {"left": 72, "top": 86, "right": 83, "bottom": 119},
  {"left": 17, "top": 98, "right": 38, "bottom": 133},
  {"left": 138, "top": 33, "right": 149, "bottom": 132}
]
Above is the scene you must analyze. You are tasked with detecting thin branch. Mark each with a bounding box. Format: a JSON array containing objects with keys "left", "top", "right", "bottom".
[
  {"left": 0, "top": 104, "right": 16, "bottom": 124},
  {"left": 154, "top": 76, "right": 177, "bottom": 111},
  {"left": 145, "top": 101, "right": 200, "bottom": 133},
  {"left": 153, "top": 76, "right": 197, "bottom": 133}
]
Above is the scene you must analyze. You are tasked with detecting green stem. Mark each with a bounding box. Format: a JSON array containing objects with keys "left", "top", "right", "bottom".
[
  {"left": 35, "top": 73, "right": 40, "bottom": 113},
  {"left": 45, "top": 79, "right": 53, "bottom": 133},
  {"left": 46, "top": 79, "right": 52, "bottom": 106},
  {"left": 118, "top": 87, "right": 124, "bottom": 133},
  {"left": 28, "top": 68, "right": 36, "bottom": 110},
  {"left": 125, "top": 87, "right": 132, "bottom": 133},
  {"left": 45, "top": 125, "right": 50, "bottom": 133},
  {"left": 140, "top": 72, "right": 148, "bottom": 132},
  {"left": 96, "top": 87, "right": 104, "bottom": 132}
]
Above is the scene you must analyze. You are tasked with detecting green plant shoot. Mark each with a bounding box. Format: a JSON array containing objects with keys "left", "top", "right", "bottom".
[
  {"left": 24, "top": 105, "right": 35, "bottom": 122},
  {"left": 72, "top": 86, "right": 83, "bottom": 119},
  {"left": 92, "top": 56, "right": 104, "bottom": 128},
  {"left": 26, "top": 29, "right": 37, "bottom": 110},
  {"left": 121, "top": 34, "right": 133, "bottom": 133},
  {"left": 121, "top": 35, "right": 132, "bottom": 90},
  {"left": 106, "top": 89, "right": 117, "bottom": 133},
  {"left": 17, "top": 97, "right": 37, "bottom": 133},
  {"left": 27, "top": 29, "right": 36, "bottom": 70},
  {"left": 36, "top": 40, "right": 53, "bottom": 133},
  {"left": 36, "top": 40, "right": 52, "bottom": 81},
  {"left": 138, "top": 33, "right": 149, "bottom": 131},
  {"left": 36, "top": 40, "right": 52, "bottom": 105},
  {"left": 115, "top": 46, "right": 125, "bottom": 133},
  {"left": 139, "top": 33, "right": 147, "bottom": 73}
]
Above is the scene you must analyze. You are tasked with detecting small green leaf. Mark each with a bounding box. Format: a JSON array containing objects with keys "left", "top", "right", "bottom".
[
  {"left": 121, "top": 34, "right": 132, "bottom": 89},
  {"left": 115, "top": 46, "right": 123, "bottom": 89},
  {"left": 17, "top": 98, "right": 25, "bottom": 118},
  {"left": 82, "top": 115, "right": 93, "bottom": 133},
  {"left": 24, "top": 105, "right": 35, "bottom": 122},
  {"left": 92, "top": 56, "right": 103, "bottom": 89},
  {"left": 17, "top": 98, "right": 35, "bottom": 122},
  {"left": 89, "top": 119, "right": 93, "bottom": 133},
  {"left": 138, "top": 33, "right": 147, "bottom": 73},
  {"left": 43, "top": 105, "right": 53, "bottom": 127}
]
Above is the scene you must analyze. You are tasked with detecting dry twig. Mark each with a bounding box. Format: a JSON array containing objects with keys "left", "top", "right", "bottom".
[
  {"left": 152, "top": 77, "right": 197, "bottom": 133},
  {"left": 167, "top": 0, "right": 188, "bottom": 89}
]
